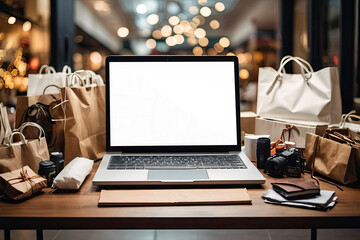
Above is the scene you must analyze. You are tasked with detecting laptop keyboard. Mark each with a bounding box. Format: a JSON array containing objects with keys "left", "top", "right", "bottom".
[{"left": 107, "top": 155, "right": 247, "bottom": 170}]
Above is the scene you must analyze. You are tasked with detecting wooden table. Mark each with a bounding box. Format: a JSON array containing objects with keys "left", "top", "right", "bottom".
[{"left": 1, "top": 161, "right": 360, "bottom": 240}]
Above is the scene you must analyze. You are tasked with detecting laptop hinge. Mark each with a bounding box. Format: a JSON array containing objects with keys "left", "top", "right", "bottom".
[{"left": 229, "top": 151, "right": 241, "bottom": 155}]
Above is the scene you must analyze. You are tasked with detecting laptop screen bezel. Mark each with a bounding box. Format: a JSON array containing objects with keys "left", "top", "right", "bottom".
[{"left": 106, "top": 55, "right": 241, "bottom": 152}]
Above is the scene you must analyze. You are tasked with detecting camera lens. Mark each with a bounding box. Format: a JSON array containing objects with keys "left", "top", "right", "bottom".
[
  {"left": 256, "top": 137, "right": 270, "bottom": 169},
  {"left": 265, "top": 156, "right": 287, "bottom": 178}
]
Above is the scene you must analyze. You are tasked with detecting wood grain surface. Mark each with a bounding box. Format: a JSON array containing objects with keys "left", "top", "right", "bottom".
[{"left": 1, "top": 161, "right": 360, "bottom": 230}]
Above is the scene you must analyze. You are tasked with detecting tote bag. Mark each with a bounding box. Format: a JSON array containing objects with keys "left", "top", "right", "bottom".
[
  {"left": 27, "top": 65, "right": 71, "bottom": 96},
  {"left": 0, "top": 122, "right": 49, "bottom": 173},
  {"left": 257, "top": 56, "right": 342, "bottom": 125},
  {"left": 305, "top": 131, "right": 359, "bottom": 185}
]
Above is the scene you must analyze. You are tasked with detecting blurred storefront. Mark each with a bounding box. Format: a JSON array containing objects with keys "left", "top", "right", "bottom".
[{"left": 0, "top": 0, "right": 359, "bottom": 122}]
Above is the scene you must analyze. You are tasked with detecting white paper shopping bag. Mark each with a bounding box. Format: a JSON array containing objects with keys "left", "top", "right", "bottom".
[
  {"left": 27, "top": 65, "right": 71, "bottom": 96},
  {"left": 256, "top": 56, "right": 342, "bottom": 125}
]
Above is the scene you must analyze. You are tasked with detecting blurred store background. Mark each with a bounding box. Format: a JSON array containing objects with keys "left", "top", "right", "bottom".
[{"left": 0, "top": 0, "right": 359, "bottom": 128}]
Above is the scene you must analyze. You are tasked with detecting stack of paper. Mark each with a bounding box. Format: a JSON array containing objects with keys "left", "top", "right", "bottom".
[{"left": 263, "top": 189, "right": 337, "bottom": 210}]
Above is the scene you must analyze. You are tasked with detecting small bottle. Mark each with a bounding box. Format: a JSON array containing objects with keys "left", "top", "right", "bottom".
[
  {"left": 50, "top": 152, "right": 64, "bottom": 177},
  {"left": 38, "top": 161, "right": 56, "bottom": 187}
]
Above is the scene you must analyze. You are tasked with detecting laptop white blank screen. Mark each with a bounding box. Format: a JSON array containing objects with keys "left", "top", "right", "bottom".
[{"left": 109, "top": 61, "right": 237, "bottom": 146}]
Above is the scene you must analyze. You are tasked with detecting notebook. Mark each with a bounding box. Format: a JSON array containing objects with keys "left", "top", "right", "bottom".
[
  {"left": 98, "top": 188, "right": 252, "bottom": 206},
  {"left": 92, "top": 55, "right": 265, "bottom": 185}
]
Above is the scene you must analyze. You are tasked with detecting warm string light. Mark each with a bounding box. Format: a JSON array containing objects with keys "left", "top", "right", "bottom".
[{"left": 0, "top": 48, "right": 29, "bottom": 91}]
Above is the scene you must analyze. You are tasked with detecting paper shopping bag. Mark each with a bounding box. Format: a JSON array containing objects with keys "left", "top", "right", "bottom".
[
  {"left": 61, "top": 85, "right": 106, "bottom": 164},
  {"left": 27, "top": 65, "right": 70, "bottom": 96},
  {"left": 0, "top": 123, "right": 49, "bottom": 174},
  {"left": 15, "top": 93, "right": 65, "bottom": 153},
  {"left": 257, "top": 56, "right": 342, "bottom": 125},
  {"left": 340, "top": 111, "right": 360, "bottom": 142},
  {"left": 305, "top": 132, "right": 359, "bottom": 185},
  {"left": 0, "top": 102, "right": 12, "bottom": 144}
]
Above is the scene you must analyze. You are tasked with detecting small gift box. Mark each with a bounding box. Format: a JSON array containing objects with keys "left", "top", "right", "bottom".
[{"left": 0, "top": 165, "right": 47, "bottom": 200}]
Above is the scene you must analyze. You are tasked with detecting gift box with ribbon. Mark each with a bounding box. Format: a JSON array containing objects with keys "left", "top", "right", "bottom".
[{"left": 0, "top": 165, "right": 47, "bottom": 200}]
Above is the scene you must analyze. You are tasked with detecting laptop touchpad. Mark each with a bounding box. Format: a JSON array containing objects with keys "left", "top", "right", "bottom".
[{"left": 147, "top": 170, "right": 209, "bottom": 181}]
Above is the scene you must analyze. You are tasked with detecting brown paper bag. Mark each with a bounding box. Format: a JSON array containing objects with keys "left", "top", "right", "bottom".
[
  {"left": 61, "top": 85, "right": 106, "bottom": 164},
  {"left": 0, "top": 123, "right": 50, "bottom": 174},
  {"left": 0, "top": 165, "right": 47, "bottom": 200},
  {"left": 305, "top": 133, "right": 358, "bottom": 185},
  {"left": 0, "top": 103, "right": 12, "bottom": 144},
  {"left": 16, "top": 93, "right": 65, "bottom": 153}
]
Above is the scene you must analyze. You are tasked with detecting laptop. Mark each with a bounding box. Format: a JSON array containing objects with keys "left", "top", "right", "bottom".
[{"left": 93, "top": 55, "right": 265, "bottom": 185}]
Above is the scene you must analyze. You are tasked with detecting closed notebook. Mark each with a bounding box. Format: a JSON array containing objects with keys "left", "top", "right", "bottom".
[
  {"left": 271, "top": 178, "right": 320, "bottom": 199},
  {"left": 98, "top": 188, "right": 251, "bottom": 206}
]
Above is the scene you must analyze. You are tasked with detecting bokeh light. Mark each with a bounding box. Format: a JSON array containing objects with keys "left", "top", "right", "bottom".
[
  {"left": 210, "top": 20, "right": 220, "bottom": 29},
  {"left": 215, "top": 2, "right": 225, "bottom": 12},
  {"left": 146, "top": 39, "right": 157, "bottom": 49},
  {"left": 200, "top": 7, "right": 211, "bottom": 17},
  {"left": 147, "top": 14, "right": 159, "bottom": 25},
  {"left": 219, "top": 37, "right": 230, "bottom": 48},
  {"left": 192, "top": 46, "right": 203, "bottom": 55},
  {"left": 117, "top": 27, "right": 129, "bottom": 37}
]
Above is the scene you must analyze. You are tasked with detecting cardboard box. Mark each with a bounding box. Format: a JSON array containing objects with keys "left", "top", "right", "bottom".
[
  {"left": 255, "top": 117, "right": 328, "bottom": 148},
  {"left": 241, "top": 111, "right": 257, "bottom": 134}
]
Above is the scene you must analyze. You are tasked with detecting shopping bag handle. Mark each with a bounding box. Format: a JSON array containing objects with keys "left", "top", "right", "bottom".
[
  {"left": 39, "top": 65, "right": 56, "bottom": 74},
  {"left": 266, "top": 56, "right": 314, "bottom": 94},
  {"left": 8, "top": 132, "right": 27, "bottom": 145},
  {"left": 340, "top": 110, "right": 360, "bottom": 127},
  {"left": 278, "top": 56, "right": 313, "bottom": 80},
  {"left": 62, "top": 65, "right": 72, "bottom": 74},
  {"left": 66, "top": 72, "right": 86, "bottom": 87},
  {"left": 74, "top": 70, "right": 100, "bottom": 87},
  {"left": 18, "top": 122, "right": 46, "bottom": 141}
]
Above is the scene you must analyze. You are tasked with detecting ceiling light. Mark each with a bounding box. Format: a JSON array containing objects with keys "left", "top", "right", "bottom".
[
  {"left": 94, "top": 1, "right": 111, "bottom": 13},
  {"left": 199, "top": 37, "right": 209, "bottom": 47},
  {"left": 169, "top": 16, "right": 180, "bottom": 26},
  {"left": 210, "top": 20, "right": 220, "bottom": 29},
  {"left": 22, "top": 21, "right": 32, "bottom": 32},
  {"left": 90, "top": 51, "right": 102, "bottom": 64},
  {"left": 198, "top": 0, "right": 207, "bottom": 6},
  {"left": 192, "top": 46, "right": 203, "bottom": 55},
  {"left": 189, "top": 6, "right": 199, "bottom": 15},
  {"left": 194, "top": 28, "right": 206, "bottom": 38},
  {"left": 146, "top": 39, "right": 157, "bottom": 49},
  {"left": 8, "top": 17, "right": 16, "bottom": 24},
  {"left": 215, "top": 2, "right": 225, "bottom": 12},
  {"left": 147, "top": 14, "right": 159, "bottom": 25},
  {"left": 136, "top": 4, "right": 147, "bottom": 14},
  {"left": 173, "top": 24, "right": 185, "bottom": 35},
  {"left": 200, "top": 7, "right": 211, "bottom": 17},
  {"left": 165, "top": 36, "right": 177, "bottom": 46},
  {"left": 117, "top": 27, "right": 129, "bottom": 37},
  {"left": 219, "top": 37, "right": 230, "bottom": 48},
  {"left": 152, "top": 30, "right": 162, "bottom": 39},
  {"left": 161, "top": 25, "right": 172, "bottom": 37}
]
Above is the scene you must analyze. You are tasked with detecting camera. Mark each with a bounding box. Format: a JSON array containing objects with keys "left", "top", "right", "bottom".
[{"left": 264, "top": 147, "right": 305, "bottom": 178}]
